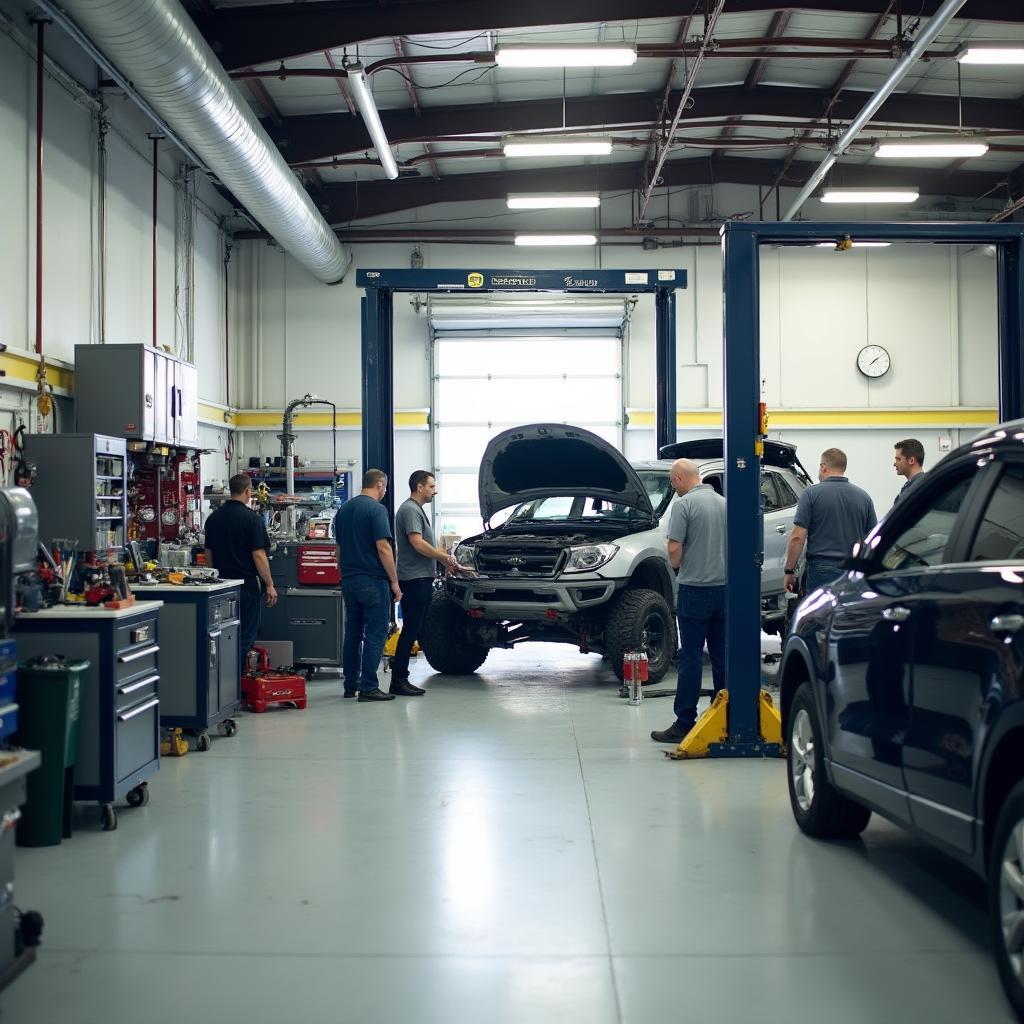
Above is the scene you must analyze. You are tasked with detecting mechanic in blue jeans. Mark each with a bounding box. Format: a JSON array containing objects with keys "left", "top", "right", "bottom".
[
  {"left": 784, "top": 447, "right": 876, "bottom": 598},
  {"left": 651, "top": 458, "right": 728, "bottom": 745},
  {"left": 336, "top": 469, "right": 403, "bottom": 702}
]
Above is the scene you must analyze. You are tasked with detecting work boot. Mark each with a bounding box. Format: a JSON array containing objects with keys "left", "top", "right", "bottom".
[
  {"left": 390, "top": 680, "right": 425, "bottom": 696},
  {"left": 343, "top": 687, "right": 357, "bottom": 698},
  {"left": 650, "top": 722, "right": 690, "bottom": 744},
  {"left": 358, "top": 688, "right": 396, "bottom": 702}
]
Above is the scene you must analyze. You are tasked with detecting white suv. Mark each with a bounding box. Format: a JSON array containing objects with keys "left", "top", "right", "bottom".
[{"left": 419, "top": 424, "right": 809, "bottom": 683}]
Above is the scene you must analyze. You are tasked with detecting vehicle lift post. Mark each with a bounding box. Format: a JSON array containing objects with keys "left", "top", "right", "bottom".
[{"left": 671, "top": 220, "right": 1024, "bottom": 760}]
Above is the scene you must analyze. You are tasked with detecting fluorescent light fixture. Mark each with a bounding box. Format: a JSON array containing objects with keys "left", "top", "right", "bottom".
[
  {"left": 875, "top": 140, "right": 989, "bottom": 159},
  {"left": 502, "top": 135, "right": 613, "bottom": 157},
  {"left": 957, "top": 46, "right": 1024, "bottom": 65},
  {"left": 495, "top": 44, "right": 637, "bottom": 68},
  {"left": 514, "top": 234, "right": 598, "bottom": 246},
  {"left": 815, "top": 241, "right": 892, "bottom": 248},
  {"left": 507, "top": 193, "right": 601, "bottom": 209},
  {"left": 347, "top": 63, "right": 399, "bottom": 180},
  {"left": 820, "top": 188, "right": 919, "bottom": 204}
]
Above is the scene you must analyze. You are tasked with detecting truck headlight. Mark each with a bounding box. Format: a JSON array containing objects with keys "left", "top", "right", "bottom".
[
  {"left": 454, "top": 544, "right": 478, "bottom": 569},
  {"left": 563, "top": 544, "right": 618, "bottom": 573}
]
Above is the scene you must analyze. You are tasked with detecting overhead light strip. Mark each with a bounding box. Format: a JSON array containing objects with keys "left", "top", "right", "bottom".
[
  {"left": 347, "top": 63, "right": 399, "bottom": 180},
  {"left": 514, "top": 234, "right": 598, "bottom": 247},
  {"left": 495, "top": 44, "right": 637, "bottom": 68},
  {"left": 820, "top": 188, "right": 919, "bottom": 204},
  {"left": 507, "top": 193, "right": 601, "bottom": 209},
  {"left": 957, "top": 46, "right": 1024, "bottom": 65},
  {"left": 502, "top": 136, "right": 613, "bottom": 157},
  {"left": 875, "top": 140, "right": 988, "bottom": 158}
]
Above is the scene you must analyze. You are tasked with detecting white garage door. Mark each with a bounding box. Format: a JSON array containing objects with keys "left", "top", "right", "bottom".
[{"left": 432, "top": 332, "right": 624, "bottom": 544}]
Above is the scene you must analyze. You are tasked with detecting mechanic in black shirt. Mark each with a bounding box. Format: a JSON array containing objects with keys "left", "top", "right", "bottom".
[{"left": 203, "top": 472, "right": 278, "bottom": 658}]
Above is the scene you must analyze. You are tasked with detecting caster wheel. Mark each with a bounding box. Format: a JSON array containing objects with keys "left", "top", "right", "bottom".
[
  {"left": 101, "top": 804, "right": 117, "bottom": 831},
  {"left": 294, "top": 699, "right": 307, "bottom": 710},
  {"left": 219, "top": 719, "right": 238, "bottom": 738},
  {"left": 17, "top": 910, "right": 44, "bottom": 949},
  {"left": 250, "top": 702, "right": 267, "bottom": 713},
  {"left": 126, "top": 783, "right": 149, "bottom": 808},
  {"left": 196, "top": 733, "right": 212, "bottom": 752}
]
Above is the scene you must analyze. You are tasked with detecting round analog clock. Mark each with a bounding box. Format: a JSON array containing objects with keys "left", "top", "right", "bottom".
[{"left": 857, "top": 344, "right": 891, "bottom": 378}]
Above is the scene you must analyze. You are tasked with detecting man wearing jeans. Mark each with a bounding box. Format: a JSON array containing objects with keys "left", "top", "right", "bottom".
[
  {"left": 337, "top": 469, "right": 402, "bottom": 702},
  {"left": 784, "top": 447, "right": 876, "bottom": 597},
  {"left": 651, "top": 459, "right": 727, "bottom": 745},
  {"left": 390, "top": 471, "right": 457, "bottom": 696}
]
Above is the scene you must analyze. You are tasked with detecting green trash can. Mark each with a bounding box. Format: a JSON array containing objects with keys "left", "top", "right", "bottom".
[{"left": 15, "top": 657, "right": 87, "bottom": 847}]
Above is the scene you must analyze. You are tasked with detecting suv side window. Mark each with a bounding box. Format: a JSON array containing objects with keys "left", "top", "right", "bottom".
[
  {"left": 773, "top": 473, "right": 799, "bottom": 508},
  {"left": 968, "top": 463, "right": 1024, "bottom": 561},
  {"left": 879, "top": 475, "right": 973, "bottom": 572},
  {"left": 760, "top": 473, "right": 782, "bottom": 513}
]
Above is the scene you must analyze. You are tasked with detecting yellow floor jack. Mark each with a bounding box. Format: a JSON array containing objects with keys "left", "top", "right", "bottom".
[
  {"left": 160, "top": 727, "right": 189, "bottom": 757},
  {"left": 665, "top": 689, "right": 784, "bottom": 760},
  {"left": 381, "top": 626, "right": 421, "bottom": 672}
]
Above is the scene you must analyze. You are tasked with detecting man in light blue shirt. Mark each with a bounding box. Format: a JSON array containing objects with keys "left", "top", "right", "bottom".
[{"left": 651, "top": 458, "right": 727, "bottom": 745}]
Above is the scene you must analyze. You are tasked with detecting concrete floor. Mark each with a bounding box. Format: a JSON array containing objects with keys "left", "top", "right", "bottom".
[{"left": 2, "top": 643, "right": 1014, "bottom": 1024}]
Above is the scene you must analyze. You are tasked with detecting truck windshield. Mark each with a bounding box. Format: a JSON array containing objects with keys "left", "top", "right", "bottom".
[{"left": 507, "top": 495, "right": 647, "bottom": 523}]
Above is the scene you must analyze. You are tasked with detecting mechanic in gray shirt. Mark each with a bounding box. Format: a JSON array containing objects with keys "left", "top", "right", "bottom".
[
  {"left": 785, "top": 447, "right": 876, "bottom": 596},
  {"left": 390, "top": 470, "right": 458, "bottom": 696},
  {"left": 892, "top": 437, "right": 926, "bottom": 506},
  {"left": 651, "top": 458, "right": 728, "bottom": 745}
]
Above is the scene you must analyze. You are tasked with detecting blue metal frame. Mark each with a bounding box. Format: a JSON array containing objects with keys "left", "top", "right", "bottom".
[
  {"left": 722, "top": 220, "right": 1024, "bottom": 755},
  {"left": 357, "top": 268, "right": 686, "bottom": 522}
]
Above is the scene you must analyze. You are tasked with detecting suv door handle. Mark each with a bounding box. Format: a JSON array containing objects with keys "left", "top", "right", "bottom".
[
  {"left": 775, "top": 525, "right": 787, "bottom": 534},
  {"left": 990, "top": 614, "right": 1024, "bottom": 635},
  {"left": 882, "top": 606, "right": 911, "bottom": 622}
]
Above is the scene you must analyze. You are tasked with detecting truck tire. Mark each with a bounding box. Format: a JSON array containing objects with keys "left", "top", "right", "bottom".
[
  {"left": 419, "top": 593, "right": 490, "bottom": 675},
  {"left": 604, "top": 588, "right": 674, "bottom": 683}
]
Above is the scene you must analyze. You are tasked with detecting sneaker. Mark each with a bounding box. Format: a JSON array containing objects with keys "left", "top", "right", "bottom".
[{"left": 358, "top": 688, "right": 396, "bottom": 702}]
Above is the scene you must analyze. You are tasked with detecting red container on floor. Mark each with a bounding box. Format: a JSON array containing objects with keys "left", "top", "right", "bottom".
[{"left": 242, "top": 647, "right": 307, "bottom": 713}]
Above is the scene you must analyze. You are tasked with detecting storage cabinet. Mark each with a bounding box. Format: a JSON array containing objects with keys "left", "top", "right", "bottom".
[
  {"left": 137, "top": 582, "right": 242, "bottom": 749},
  {"left": 14, "top": 603, "right": 162, "bottom": 832},
  {"left": 24, "top": 434, "right": 127, "bottom": 552},
  {"left": 74, "top": 344, "right": 200, "bottom": 449}
]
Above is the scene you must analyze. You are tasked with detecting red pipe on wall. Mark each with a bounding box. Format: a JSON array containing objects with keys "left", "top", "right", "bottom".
[
  {"left": 151, "top": 135, "right": 159, "bottom": 347},
  {"left": 224, "top": 246, "right": 231, "bottom": 406},
  {"left": 35, "top": 20, "right": 46, "bottom": 355}
]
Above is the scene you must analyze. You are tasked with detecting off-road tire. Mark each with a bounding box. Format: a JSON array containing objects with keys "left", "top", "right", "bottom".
[
  {"left": 420, "top": 592, "right": 490, "bottom": 675},
  {"left": 604, "top": 588, "right": 674, "bottom": 683}
]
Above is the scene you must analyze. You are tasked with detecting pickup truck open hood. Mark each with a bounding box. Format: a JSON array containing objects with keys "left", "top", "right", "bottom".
[
  {"left": 658, "top": 438, "right": 812, "bottom": 482},
  {"left": 479, "top": 424, "right": 653, "bottom": 523}
]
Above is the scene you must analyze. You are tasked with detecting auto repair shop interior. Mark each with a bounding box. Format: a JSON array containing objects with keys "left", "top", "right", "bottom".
[{"left": 1, "top": 1, "right": 1024, "bottom": 1021}]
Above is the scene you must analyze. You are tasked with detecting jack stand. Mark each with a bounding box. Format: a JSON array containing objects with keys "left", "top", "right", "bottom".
[
  {"left": 160, "top": 727, "right": 189, "bottom": 757},
  {"left": 665, "top": 690, "right": 784, "bottom": 760}
]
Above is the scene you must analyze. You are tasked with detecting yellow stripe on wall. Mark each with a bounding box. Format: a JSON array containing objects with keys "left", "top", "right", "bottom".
[
  {"left": 627, "top": 408, "right": 999, "bottom": 429},
  {"left": 230, "top": 410, "right": 430, "bottom": 429},
  {"left": 0, "top": 351, "right": 74, "bottom": 393}
]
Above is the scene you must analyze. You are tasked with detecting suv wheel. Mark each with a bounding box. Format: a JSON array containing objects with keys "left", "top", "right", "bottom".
[
  {"left": 787, "top": 682, "right": 872, "bottom": 838},
  {"left": 990, "top": 780, "right": 1024, "bottom": 1020},
  {"left": 604, "top": 589, "right": 674, "bottom": 683},
  {"left": 419, "top": 593, "right": 490, "bottom": 675}
]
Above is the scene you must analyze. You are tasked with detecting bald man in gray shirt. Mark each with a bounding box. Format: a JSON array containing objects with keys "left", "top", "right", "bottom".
[{"left": 651, "top": 458, "right": 727, "bottom": 745}]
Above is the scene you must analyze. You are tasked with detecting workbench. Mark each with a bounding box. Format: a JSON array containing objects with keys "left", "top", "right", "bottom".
[
  {"left": 14, "top": 602, "right": 163, "bottom": 831},
  {"left": 133, "top": 581, "right": 243, "bottom": 750}
]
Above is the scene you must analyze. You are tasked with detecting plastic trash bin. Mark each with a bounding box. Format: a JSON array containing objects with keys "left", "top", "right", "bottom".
[{"left": 15, "top": 657, "right": 87, "bottom": 847}]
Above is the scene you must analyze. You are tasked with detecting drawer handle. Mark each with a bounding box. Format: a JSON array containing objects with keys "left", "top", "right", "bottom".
[
  {"left": 209, "top": 630, "right": 222, "bottom": 639},
  {"left": 118, "top": 697, "right": 159, "bottom": 721},
  {"left": 1, "top": 808, "right": 20, "bottom": 833},
  {"left": 119, "top": 644, "right": 159, "bottom": 664},
  {"left": 118, "top": 674, "right": 159, "bottom": 696}
]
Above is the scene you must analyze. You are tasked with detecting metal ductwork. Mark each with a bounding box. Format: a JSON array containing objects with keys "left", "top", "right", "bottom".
[{"left": 44, "top": 0, "right": 351, "bottom": 284}]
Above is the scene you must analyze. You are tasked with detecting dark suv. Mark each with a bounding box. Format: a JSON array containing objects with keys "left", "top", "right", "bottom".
[{"left": 778, "top": 419, "right": 1024, "bottom": 1020}]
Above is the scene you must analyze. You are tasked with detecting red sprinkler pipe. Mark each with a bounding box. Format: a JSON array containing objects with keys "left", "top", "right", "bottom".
[
  {"left": 34, "top": 20, "right": 46, "bottom": 355},
  {"left": 224, "top": 245, "right": 231, "bottom": 406},
  {"left": 150, "top": 134, "right": 159, "bottom": 347}
]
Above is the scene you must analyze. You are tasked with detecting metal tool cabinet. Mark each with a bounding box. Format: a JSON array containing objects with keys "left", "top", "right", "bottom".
[
  {"left": 14, "top": 602, "right": 162, "bottom": 831},
  {"left": 137, "top": 581, "right": 242, "bottom": 750}
]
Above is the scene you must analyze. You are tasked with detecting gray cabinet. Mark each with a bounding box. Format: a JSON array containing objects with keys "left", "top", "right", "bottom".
[
  {"left": 24, "top": 434, "right": 127, "bottom": 552},
  {"left": 75, "top": 344, "right": 200, "bottom": 449}
]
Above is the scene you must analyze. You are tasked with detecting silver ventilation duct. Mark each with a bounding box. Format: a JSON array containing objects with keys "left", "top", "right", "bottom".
[{"left": 46, "top": 0, "right": 351, "bottom": 284}]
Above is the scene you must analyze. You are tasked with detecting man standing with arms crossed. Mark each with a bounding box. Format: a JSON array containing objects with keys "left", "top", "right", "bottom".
[
  {"left": 390, "top": 471, "right": 458, "bottom": 696},
  {"left": 337, "top": 469, "right": 402, "bottom": 702},
  {"left": 651, "top": 458, "right": 727, "bottom": 745},
  {"left": 204, "top": 472, "right": 278, "bottom": 662},
  {"left": 785, "top": 447, "right": 876, "bottom": 597}
]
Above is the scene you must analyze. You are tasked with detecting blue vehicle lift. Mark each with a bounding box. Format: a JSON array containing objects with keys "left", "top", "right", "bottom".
[
  {"left": 710, "top": 220, "right": 1024, "bottom": 758},
  {"left": 357, "top": 268, "right": 686, "bottom": 524}
]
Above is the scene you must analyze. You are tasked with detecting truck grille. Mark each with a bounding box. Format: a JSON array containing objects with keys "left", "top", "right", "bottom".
[{"left": 476, "top": 547, "right": 563, "bottom": 577}]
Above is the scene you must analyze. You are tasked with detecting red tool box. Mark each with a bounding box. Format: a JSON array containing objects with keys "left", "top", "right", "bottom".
[
  {"left": 297, "top": 543, "right": 340, "bottom": 585},
  {"left": 242, "top": 647, "right": 307, "bottom": 713}
]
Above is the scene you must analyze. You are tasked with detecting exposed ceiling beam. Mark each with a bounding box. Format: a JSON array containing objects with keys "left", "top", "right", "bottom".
[
  {"left": 198, "top": 0, "right": 1024, "bottom": 71},
  {"left": 392, "top": 36, "right": 440, "bottom": 179},
  {"left": 310, "top": 156, "right": 1007, "bottom": 224},
  {"left": 273, "top": 84, "right": 1024, "bottom": 165}
]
